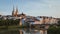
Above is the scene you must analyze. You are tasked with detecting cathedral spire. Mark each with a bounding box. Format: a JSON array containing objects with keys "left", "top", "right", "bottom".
[
  {"left": 16, "top": 5, "right": 18, "bottom": 12},
  {"left": 15, "top": 6, "right": 18, "bottom": 17},
  {"left": 16, "top": 6, "right": 18, "bottom": 13},
  {"left": 12, "top": 5, "right": 15, "bottom": 16}
]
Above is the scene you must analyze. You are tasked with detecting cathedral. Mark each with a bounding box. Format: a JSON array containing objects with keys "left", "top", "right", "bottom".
[
  {"left": 12, "top": 6, "right": 26, "bottom": 18},
  {"left": 12, "top": 6, "right": 26, "bottom": 26}
]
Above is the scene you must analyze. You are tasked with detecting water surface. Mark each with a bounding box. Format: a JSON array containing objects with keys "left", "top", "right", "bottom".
[{"left": 0, "top": 28, "right": 45, "bottom": 34}]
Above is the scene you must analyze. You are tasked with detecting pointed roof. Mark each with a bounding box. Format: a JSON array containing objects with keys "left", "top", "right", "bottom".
[
  {"left": 16, "top": 5, "right": 18, "bottom": 12},
  {"left": 21, "top": 12, "right": 26, "bottom": 16},
  {"left": 21, "top": 12, "right": 24, "bottom": 15},
  {"left": 12, "top": 5, "right": 15, "bottom": 15}
]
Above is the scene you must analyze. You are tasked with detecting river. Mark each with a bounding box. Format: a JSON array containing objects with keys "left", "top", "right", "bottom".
[{"left": 0, "top": 28, "right": 47, "bottom": 34}]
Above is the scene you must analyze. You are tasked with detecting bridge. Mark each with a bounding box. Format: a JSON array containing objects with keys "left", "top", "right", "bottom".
[{"left": 25, "top": 21, "right": 58, "bottom": 34}]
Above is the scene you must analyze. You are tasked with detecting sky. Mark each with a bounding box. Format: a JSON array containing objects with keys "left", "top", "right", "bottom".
[{"left": 0, "top": 0, "right": 60, "bottom": 18}]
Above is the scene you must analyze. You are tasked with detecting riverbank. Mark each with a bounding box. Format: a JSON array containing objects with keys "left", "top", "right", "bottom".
[
  {"left": 0, "top": 26, "right": 18, "bottom": 29},
  {"left": 0, "top": 25, "right": 26, "bottom": 29}
]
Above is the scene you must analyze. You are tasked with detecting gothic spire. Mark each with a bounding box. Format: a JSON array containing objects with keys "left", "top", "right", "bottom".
[
  {"left": 15, "top": 5, "right": 18, "bottom": 17},
  {"left": 12, "top": 5, "right": 15, "bottom": 16},
  {"left": 16, "top": 5, "right": 18, "bottom": 12}
]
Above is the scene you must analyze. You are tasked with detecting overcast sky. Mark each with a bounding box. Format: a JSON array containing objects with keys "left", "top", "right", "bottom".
[{"left": 0, "top": 0, "right": 60, "bottom": 18}]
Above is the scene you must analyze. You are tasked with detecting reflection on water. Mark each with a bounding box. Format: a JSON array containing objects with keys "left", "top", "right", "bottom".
[
  {"left": 0, "top": 29, "right": 20, "bottom": 34},
  {"left": 0, "top": 28, "right": 47, "bottom": 34}
]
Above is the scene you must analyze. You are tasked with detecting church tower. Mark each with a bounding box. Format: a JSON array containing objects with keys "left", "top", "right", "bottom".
[
  {"left": 12, "top": 6, "right": 19, "bottom": 17},
  {"left": 15, "top": 6, "right": 18, "bottom": 17},
  {"left": 12, "top": 6, "right": 15, "bottom": 16}
]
